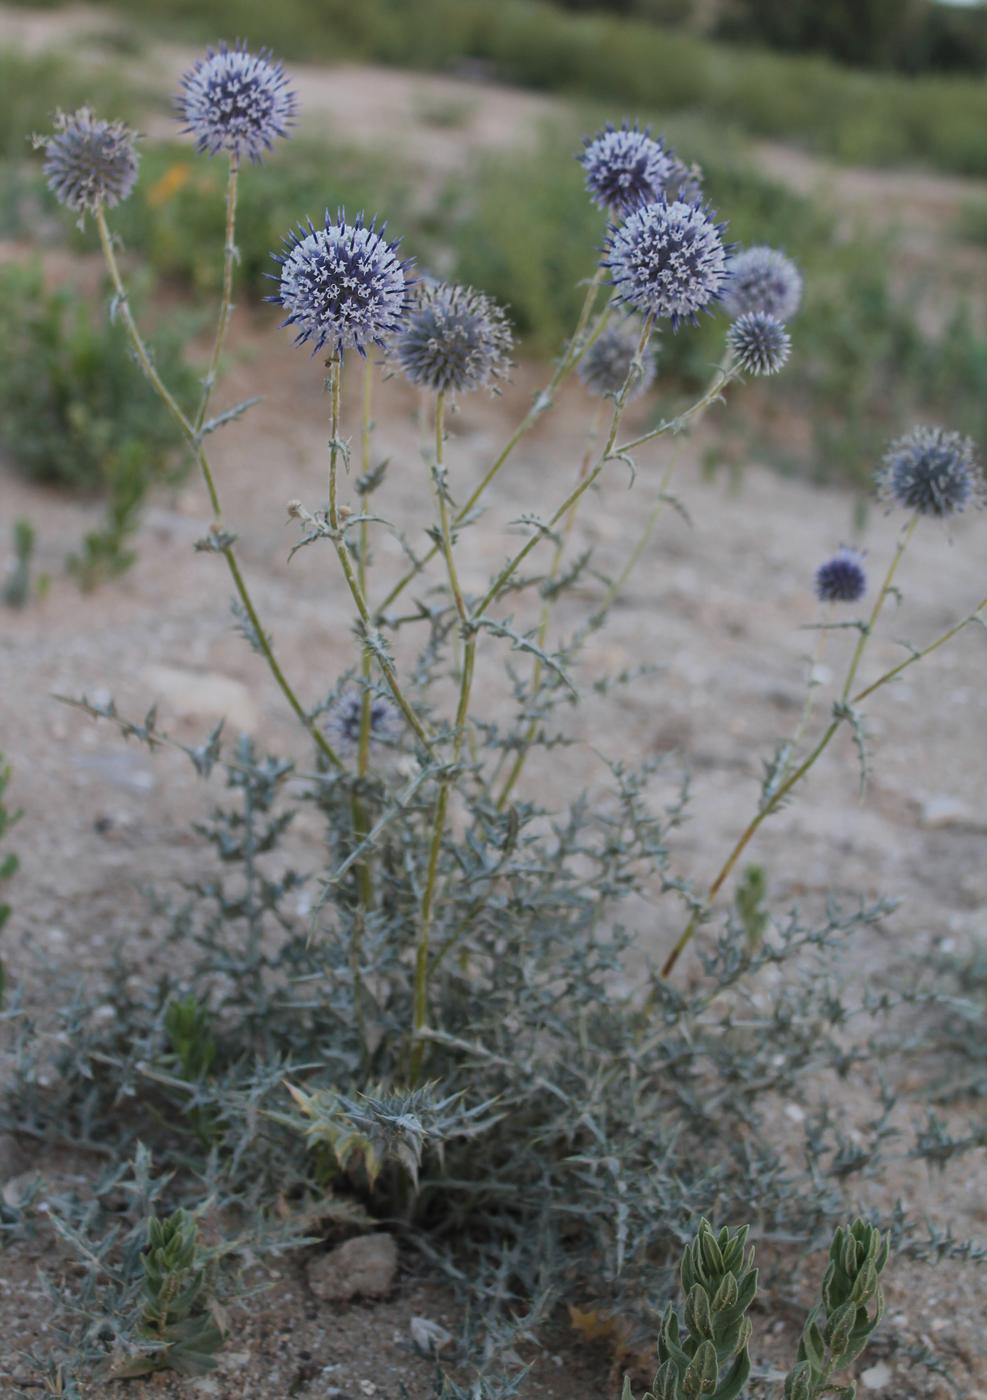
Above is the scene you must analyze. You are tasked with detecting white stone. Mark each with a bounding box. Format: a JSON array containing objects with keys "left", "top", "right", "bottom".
[
  {"left": 307, "top": 1232, "right": 398, "bottom": 1302},
  {"left": 141, "top": 665, "right": 259, "bottom": 730},
  {"left": 861, "top": 1362, "right": 893, "bottom": 1390}
]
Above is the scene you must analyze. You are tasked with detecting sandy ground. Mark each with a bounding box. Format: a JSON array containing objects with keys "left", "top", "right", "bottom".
[
  {"left": 2, "top": 6, "right": 987, "bottom": 1396},
  {"left": 2, "top": 323, "right": 987, "bottom": 1397}
]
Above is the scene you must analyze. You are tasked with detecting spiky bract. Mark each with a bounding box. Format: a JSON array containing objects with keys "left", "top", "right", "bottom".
[
  {"left": 815, "top": 549, "right": 867, "bottom": 604},
  {"left": 580, "top": 121, "right": 677, "bottom": 216},
  {"left": 176, "top": 42, "right": 296, "bottom": 162},
  {"left": 395, "top": 282, "right": 513, "bottom": 395},
  {"left": 605, "top": 199, "right": 728, "bottom": 328},
  {"left": 722, "top": 245, "right": 803, "bottom": 322},
  {"left": 272, "top": 212, "right": 412, "bottom": 356},
  {"left": 727, "top": 311, "right": 791, "bottom": 376},
  {"left": 42, "top": 108, "right": 139, "bottom": 214},
  {"left": 876, "top": 426, "right": 985, "bottom": 518},
  {"left": 577, "top": 322, "right": 657, "bottom": 400}
]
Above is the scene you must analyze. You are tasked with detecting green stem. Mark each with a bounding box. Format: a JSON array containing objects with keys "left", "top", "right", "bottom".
[
  {"left": 495, "top": 402, "right": 603, "bottom": 810},
  {"left": 324, "top": 359, "right": 435, "bottom": 755},
  {"left": 661, "top": 514, "right": 921, "bottom": 978},
  {"left": 351, "top": 357, "right": 377, "bottom": 916},
  {"left": 475, "top": 316, "right": 655, "bottom": 621},
  {"left": 852, "top": 595, "right": 987, "bottom": 705},
  {"left": 373, "top": 267, "right": 610, "bottom": 619},
  {"left": 841, "top": 514, "right": 918, "bottom": 701},
  {"left": 412, "top": 392, "right": 477, "bottom": 1080},
  {"left": 614, "top": 362, "right": 740, "bottom": 457},
  {"left": 597, "top": 446, "right": 682, "bottom": 616},
  {"left": 94, "top": 207, "right": 342, "bottom": 769},
  {"left": 193, "top": 151, "right": 239, "bottom": 434}
]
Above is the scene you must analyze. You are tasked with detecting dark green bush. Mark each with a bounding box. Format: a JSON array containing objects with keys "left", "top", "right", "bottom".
[
  {"left": 24, "top": 0, "right": 987, "bottom": 175},
  {"left": 103, "top": 140, "right": 413, "bottom": 300},
  {"left": 0, "top": 47, "right": 136, "bottom": 161},
  {"left": 0, "top": 260, "right": 196, "bottom": 492}
]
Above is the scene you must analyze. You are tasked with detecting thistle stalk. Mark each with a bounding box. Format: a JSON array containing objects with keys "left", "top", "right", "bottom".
[
  {"left": 661, "top": 513, "right": 922, "bottom": 978},
  {"left": 193, "top": 150, "right": 239, "bottom": 434},
  {"left": 373, "top": 265, "right": 611, "bottom": 619},
  {"left": 412, "top": 392, "right": 477, "bottom": 1080},
  {"left": 350, "top": 358, "right": 377, "bottom": 916},
  {"left": 324, "top": 358, "right": 434, "bottom": 755},
  {"left": 94, "top": 206, "right": 343, "bottom": 770}
]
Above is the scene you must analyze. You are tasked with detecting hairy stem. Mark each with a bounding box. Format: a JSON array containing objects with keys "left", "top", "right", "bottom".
[
  {"left": 495, "top": 402, "right": 603, "bottom": 809},
  {"left": 412, "top": 393, "right": 477, "bottom": 1080},
  {"left": 475, "top": 316, "right": 655, "bottom": 620},
  {"left": 193, "top": 151, "right": 239, "bottom": 434},
  {"left": 373, "top": 266, "right": 611, "bottom": 618},
  {"left": 661, "top": 514, "right": 922, "bottom": 978},
  {"left": 95, "top": 207, "right": 342, "bottom": 769},
  {"left": 351, "top": 357, "right": 377, "bottom": 918},
  {"left": 325, "top": 358, "right": 435, "bottom": 755}
]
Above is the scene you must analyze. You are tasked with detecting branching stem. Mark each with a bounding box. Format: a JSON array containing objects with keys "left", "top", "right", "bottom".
[{"left": 94, "top": 206, "right": 342, "bottom": 769}]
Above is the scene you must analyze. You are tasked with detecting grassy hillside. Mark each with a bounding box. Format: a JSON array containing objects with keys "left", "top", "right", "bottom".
[{"left": 10, "top": 0, "right": 987, "bottom": 176}]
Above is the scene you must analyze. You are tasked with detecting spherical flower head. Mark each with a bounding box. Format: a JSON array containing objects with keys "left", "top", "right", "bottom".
[
  {"left": 815, "top": 548, "right": 867, "bottom": 605},
  {"left": 272, "top": 211, "right": 412, "bottom": 356},
  {"left": 41, "top": 108, "right": 139, "bottom": 215},
  {"left": 604, "top": 199, "right": 728, "bottom": 328},
  {"left": 324, "top": 689, "right": 400, "bottom": 753},
  {"left": 722, "top": 245, "right": 803, "bottom": 322},
  {"left": 176, "top": 41, "right": 296, "bottom": 162},
  {"left": 395, "top": 282, "right": 513, "bottom": 395},
  {"left": 580, "top": 121, "right": 676, "bottom": 216},
  {"left": 727, "top": 311, "right": 791, "bottom": 376},
  {"left": 578, "top": 321, "right": 657, "bottom": 400},
  {"left": 877, "top": 426, "right": 985, "bottom": 518}
]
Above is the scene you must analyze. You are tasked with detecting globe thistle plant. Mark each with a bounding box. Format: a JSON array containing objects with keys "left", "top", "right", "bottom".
[
  {"left": 722, "top": 245, "right": 803, "bottom": 322},
  {"left": 876, "top": 425, "right": 985, "bottom": 518},
  {"left": 578, "top": 321, "right": 657, "bottom": 400},
  {"left": 40, "top": 108, "right": 139, "bottom": 215},
  {"left": 176, "top": 42, "right": 297, "bottom": 162},
  {"left": 324, "top": 689, "right": 400, "bottom": 753},
  {"left": 727, "top": 311, "right": 791, "bottom": 376},
  {"left": 815, "top": 548, "right": 867, "bottom": 604},
  {"left": 580, "top": 121, "right": 677, "bottom": 216},
  {"left": 272, "top": 212, "right": 412, "bottom": 356},
  {"left": 395, "top": 282, "right": 513, "bottom": 395},
  {"left": 604, "top": 199, "right": 729, "bottom": 328}
]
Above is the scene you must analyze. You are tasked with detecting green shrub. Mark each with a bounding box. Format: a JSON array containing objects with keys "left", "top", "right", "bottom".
[
  {"left": 103, "top": 139, "right": 413, "bottom": 300},
  {"left": 23, "top": 0, "right": 987, "bottom": 175},
  {"left": 0, "top": 47, "right": 136, "bottom": 161},
  {"left": 0, "top": 260, "right": 196, "bottom": 493}
]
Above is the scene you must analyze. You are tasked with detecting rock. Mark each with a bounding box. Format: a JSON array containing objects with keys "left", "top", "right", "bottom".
[
  {"left": 861, "top": 1361, "right": 893, "bottom": 1390},
  {"left": 141, "top": 665, "right": 259, "bottom": 731},
  {"left": 307, "top": 1232, "right": 398, "bottom": 1303},
  {"left": 2, "top": 1168, "right": 41, "bottom": 1209},
  {"left": 919, "top": 795, "right": 975, "bottom": 830}
]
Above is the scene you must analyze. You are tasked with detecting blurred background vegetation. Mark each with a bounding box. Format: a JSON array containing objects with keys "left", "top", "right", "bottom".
[{"left": 1, "top": 0, "right": 986, "bottom": 582}]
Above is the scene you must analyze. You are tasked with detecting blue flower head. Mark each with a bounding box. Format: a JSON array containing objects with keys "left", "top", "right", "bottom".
[
  {"left": 578, "top": 321, "right": 657, "bottom": 400},
  {"left": 580, "top": 121, "right": 676, "bottom": 216},
  {"left": 727, "top": 311, "right": 791, "bottom": 376},
  {"left": 271, "top": 211, "right": 413, "bottom": 357},
  {"left": 876, "top": 426, "right": 984, "bottom": 518},
  {"left": 604, "top": 199, "right": 729, "bottom": 328},
  {"left": 395, "top": 282, "right": 513, "bottom": 394},
  {"left": 325, "top": 689, "right": 400, "bottom": 753},
  {"left": 815, "top": 548, "right": 867, "bottom": 605},
  {"left": 176, "top": 42, "right": 297, "bottom": 161},
  {"left": 41, "top": 108, "right": 139, "bottom": 214},
  {"left": 722, "top": 246, "right": 802, "bottom": 322}
]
